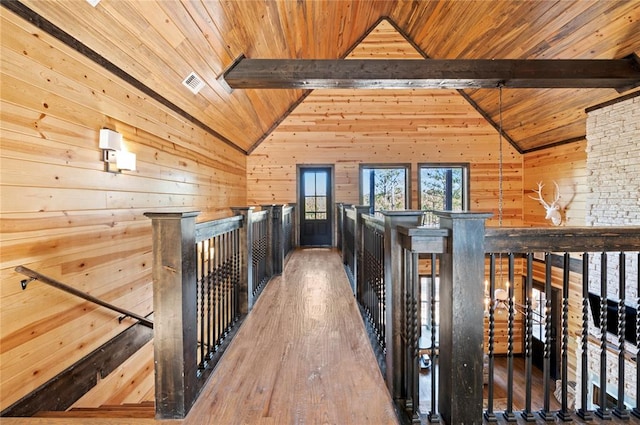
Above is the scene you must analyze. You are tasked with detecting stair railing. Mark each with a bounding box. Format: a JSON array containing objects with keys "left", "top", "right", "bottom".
[
  {"left": 15, "top": 265, "right": 154, "bottom": 328},
  {"left": 337, "top": 207, "right": 640, "bottom": 424},
  {"left": 145, "top": 205, "right": 296, "bottom": 419}
]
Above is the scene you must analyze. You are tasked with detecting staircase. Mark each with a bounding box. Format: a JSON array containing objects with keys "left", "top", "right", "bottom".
[{"left": 32, "top": 401, "right": 155, "bottom": 419}]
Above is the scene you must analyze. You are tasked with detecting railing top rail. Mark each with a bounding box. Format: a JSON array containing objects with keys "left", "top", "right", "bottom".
[
  {"left": 195, "top": 215, "right": 243, "bottom": 242},
  {"left": 252, "top": 210, "right": 269, "bottom": 222},
  {"left": 397, "top": 225, "right": 449, "bottom": 254},
  {"left": 345, "top": 208, "right": 358, "bottom": 219},
  {"left": 362, "top": 214, "right": 385, "bottom": 232},
  {"left": 15, "top": 265, "right": 154, "bottom": 329},
  {"left": 485, "top": 226, "right": 640, "bottom": 253}
]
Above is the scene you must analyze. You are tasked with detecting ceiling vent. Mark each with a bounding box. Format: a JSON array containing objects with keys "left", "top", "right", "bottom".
[{"left": 182, "top": 72, "right": 205, "bottom": 94}]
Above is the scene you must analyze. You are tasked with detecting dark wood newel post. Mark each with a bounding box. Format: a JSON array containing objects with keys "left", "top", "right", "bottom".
[
  {"left": 341, "top": 204, "right": 349, "bottom": 265},
  {"left": 263, "top": 204, "right": 285, "bottom": 275},
  {"left": 231, "top": 207, "right": 254, "bottom": 312},
  {"left": 353, "top": 205, "right": 371, "bottom": 296},
  {"left": 382, "top": 210, "right": 425, "bottom": 401},
  {"left": 336, "top": 203, "right": 344, "bottom": 251},
  {"left": 144, "top": 211, "right": 200, "bottom": 419},
  {"left": 436, "top": 211, "right": 492, "bottom": 425},
  {"left": 260, "top": 205, "right": 275, "bottom": 278}
]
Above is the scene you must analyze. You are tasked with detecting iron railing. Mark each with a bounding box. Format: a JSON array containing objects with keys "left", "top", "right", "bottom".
[
  {"left": 146, "top": 204, "right": 295, "bottom": 419},
  {"left": 337, "top": 206, "right": 640, "bottom": 424}
]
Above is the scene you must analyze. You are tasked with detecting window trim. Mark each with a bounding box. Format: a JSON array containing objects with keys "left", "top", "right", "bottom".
[
  {"left": 359, "top": 163, "right": 411, "bottom": 214},
  {"left": 417, "top": 162, "right": 470, "bottom": 212}
]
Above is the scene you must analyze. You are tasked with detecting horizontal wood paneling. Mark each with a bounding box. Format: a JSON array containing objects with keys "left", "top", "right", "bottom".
[
  {"left": 247, "top": 21, "right": 523, "bottom": 227},
  {"left": 0, "top": 9, "right": 246, "bottom": 411},
  {"left": 523, "top": 141, "right": 588, "bottom": 226}
]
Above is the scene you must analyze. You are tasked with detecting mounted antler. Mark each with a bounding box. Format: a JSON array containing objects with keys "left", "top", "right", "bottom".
[{"left": 529, "top": 181, "right": 562, "bottom": 226}]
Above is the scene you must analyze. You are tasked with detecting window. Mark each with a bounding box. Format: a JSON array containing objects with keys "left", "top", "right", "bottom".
[
  {"left": 419, "top": 164, "right": 469, "bottom": 225},
  {"left": 360, "top": 165, "right": 409, "bottom": 215},
  {"left": 304, "top": 171, "right": 328, "bottom": 220},
  {"left": 531, "top": 286, "right": 546, "bottom": 341}
]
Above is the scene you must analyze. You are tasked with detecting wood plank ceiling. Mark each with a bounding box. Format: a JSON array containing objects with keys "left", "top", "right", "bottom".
[{"left": 9, "top": 0, "right": 640, "bottom": 154}]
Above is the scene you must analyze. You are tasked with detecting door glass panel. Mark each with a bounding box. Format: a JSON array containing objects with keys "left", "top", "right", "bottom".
[
  {"left": 305, "top": 173, "right": 317, "bottom": 196},
  {"left": 316, "top": 196, "right": 327, "bottom": 213},
  {"left": 316, "top": 173, "right": 327, "bottom": 196},
  {"left": 303, "top": 171, "right": 328, "bottom": 221}
]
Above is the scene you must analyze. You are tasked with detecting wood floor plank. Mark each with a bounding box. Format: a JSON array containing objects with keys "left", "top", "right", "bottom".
[{"left": 184, "top": 248, "right": 399, "bottom": 425}]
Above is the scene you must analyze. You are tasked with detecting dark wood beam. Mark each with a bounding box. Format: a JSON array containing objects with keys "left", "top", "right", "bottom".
[{"left": 225, "top": 57, "right": 640, "bottom": 91}]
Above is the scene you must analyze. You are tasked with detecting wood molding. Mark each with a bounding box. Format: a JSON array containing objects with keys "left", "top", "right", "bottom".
[
  {"left": 521, "top": 136, "right": 587, "bottom": 154},
  {"left": 1, "top": 322, "right": 153, "bottom": 417},
  {"left": 225, "top": 58, "right": 640, "bottom": 90},
  {"left": 585, "top": 89, "right": 640, "bottom": 113}
]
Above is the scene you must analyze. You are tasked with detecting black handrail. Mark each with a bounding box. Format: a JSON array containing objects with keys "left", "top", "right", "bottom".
[{"left": 15, "top": 265, "right": 154, "bottom": 329}]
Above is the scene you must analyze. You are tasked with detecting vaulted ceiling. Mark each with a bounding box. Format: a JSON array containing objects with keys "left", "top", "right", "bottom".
[{"left": 9, "top": 0, "right": 640, "bottom": 154}]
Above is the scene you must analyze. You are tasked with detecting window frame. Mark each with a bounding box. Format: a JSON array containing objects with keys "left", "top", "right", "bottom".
[
  {"left": 359, "top": 163, "right": 411, "bottom": 215},
  {"left": 417, "top": 162, "right": 470, "bottom": 212}
]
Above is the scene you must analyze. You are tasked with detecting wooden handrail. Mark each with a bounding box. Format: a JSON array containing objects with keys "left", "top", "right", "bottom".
[
  {"left": 484, "top": 226, "right": 640, "bottom": 252},
  {"left": 15, "top": 265, "right": 154, "bottom": 329}
]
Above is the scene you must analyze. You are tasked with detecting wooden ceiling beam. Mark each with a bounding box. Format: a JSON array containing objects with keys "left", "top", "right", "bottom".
[{"left": 225, "top": 56, "right": 640, "bottom": 91}]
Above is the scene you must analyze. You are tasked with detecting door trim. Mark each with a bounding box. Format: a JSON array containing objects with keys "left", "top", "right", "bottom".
[{"left": 296, "top": 164, "right": 335, "bottom": 247}]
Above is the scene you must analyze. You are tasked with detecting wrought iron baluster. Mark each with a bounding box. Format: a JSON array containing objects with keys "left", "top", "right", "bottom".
[
  {"left": 379, "top": 230, "right": 385, "bottom": 351},
  {"left": 484, "top": 253, "right": 496, "bottom": 423},
  {"left": 428, "top": 253, "right": 440, "bottom": 423},
  {"left": 522, "top": 253, "right": 535, "bottom": 422},
  {"left": 215, "top": 234, "right": 223, "bottom": 348},
  {"left": 409, "top": 252, "right": 420, "bottom": 424},
  {"left": 613, "top": 252, "right": 629, "bottom": 419},
  {"left": 207, "top": 238, "right": 216, "bottom": 359},
  {"left": 404, "top": 249, "right": 413, "bottom": 417},
  {"left": 633, "top": 252, "right": 640, "bottom": 420},
  {"left": 222, "top": 232, "right": 229, "bottom": 334},
  {"left": 539, "top": 252, "right": 554, "bottom": 421},
  {"left": 596, "top": 252, "right": 611, "bottom": 420},
  {"left": 557, "top": 253, "right": 572, "bottom": 421},
  {"left": 198, "top": 240, "right": 206, "bottom": 372},
  {"left": 233, "top": 228, "right": 240, "bottom": 322},
  {"left": 577, "top": 252, "right": 593, "bottom": 420},
  {"left": 504, "top": 252, "right": 516, "bottom": 422}
]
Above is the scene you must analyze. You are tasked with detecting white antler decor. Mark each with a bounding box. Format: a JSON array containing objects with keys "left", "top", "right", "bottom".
[{"left": 529, "top": 181, "right": 562, "bottom": 226}]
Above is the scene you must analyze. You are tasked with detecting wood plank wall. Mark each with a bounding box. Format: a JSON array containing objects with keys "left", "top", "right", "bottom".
[
  {"left": 523, "top": 141, "right": 588, "bottom": 227},
  {"left": 0, "top": 9, "right": 246, "bottom": 411},
  {"left": 247, "top": 20, "right": 524, "bottom": 228},
  {"left": 247, "top": 21, "right": 524, "bottom": 358},
  {"left": 247, "top": 21, "right": 595, "bottom": 360}
]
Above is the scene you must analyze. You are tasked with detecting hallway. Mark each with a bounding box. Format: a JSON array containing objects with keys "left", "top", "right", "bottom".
[
  {"left": 183, "top": 247, "right": 398, "bottom": 425},
  {"left": 3, "top": 248, "right": 397, "bottom": 425}
]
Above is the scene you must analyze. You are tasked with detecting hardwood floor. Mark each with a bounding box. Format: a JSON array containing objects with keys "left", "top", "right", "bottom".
[{"left": 183, "top": 247, "right": 398, "bottom": 425}]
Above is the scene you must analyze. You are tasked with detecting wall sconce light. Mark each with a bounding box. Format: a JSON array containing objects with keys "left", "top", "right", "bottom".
[{"left": 99, "top": 128, "right": 136, "bottom": 173}]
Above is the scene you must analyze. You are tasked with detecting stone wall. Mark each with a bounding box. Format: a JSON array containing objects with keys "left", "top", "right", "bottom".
[
  {"left": 586, "top": 96, "right": 639, "bottom": 298},
  {"left": 582, "top": 95, "right": 640, "bottom": 410}
]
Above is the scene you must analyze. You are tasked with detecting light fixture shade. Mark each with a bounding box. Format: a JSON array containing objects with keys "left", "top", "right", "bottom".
[
  {"left": 116, "top": 150, "right": 136, "bottom": 171},
  {"left": 99, "top": 128, "right": 122, "bottom": 151}
]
